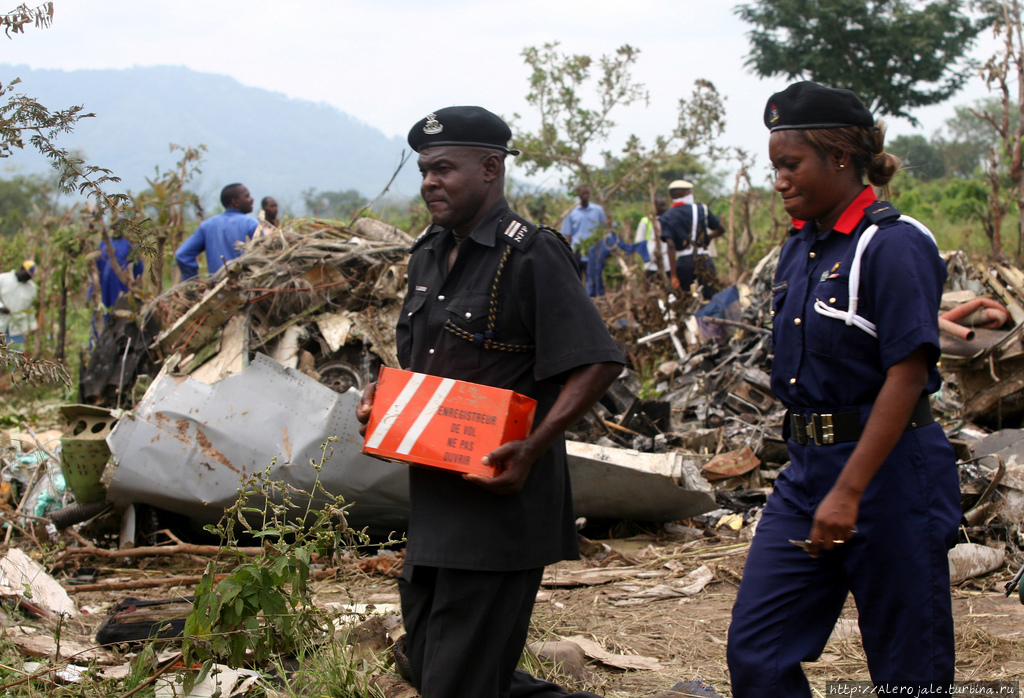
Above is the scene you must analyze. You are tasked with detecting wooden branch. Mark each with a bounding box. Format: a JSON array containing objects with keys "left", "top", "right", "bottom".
[
  {"left": 63, "top": 567, "right": 341, "bottom": 594},
  {"left": 65, "top": 574, "right": 220, "bottom": 594},
  {"left": 58, "top": 542, "right": 263, "bottom": 560}
]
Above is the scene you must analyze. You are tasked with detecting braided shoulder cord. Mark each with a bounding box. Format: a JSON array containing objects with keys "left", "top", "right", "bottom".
[
  {"left": 443, "top": 241, "right": 535, "bottom": 353},
  {"left": 539, "top": 224, "right": 572, "bottom": 252}
]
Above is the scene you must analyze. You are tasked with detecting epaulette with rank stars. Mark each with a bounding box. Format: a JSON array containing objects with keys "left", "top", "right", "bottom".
[
  {"left": 863, "top": 200, "right": 901, "bottom": 227},
  {"left": 410, "top": 224, "right": 443, "bottom": 252}
]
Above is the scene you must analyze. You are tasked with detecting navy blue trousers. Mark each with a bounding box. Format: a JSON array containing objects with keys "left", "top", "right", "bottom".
[
  {"left": 727, "top": 423, "right": 961, "bottom": 696},
  {"left": 400, "top": 564, "right": 602, "bottom": 698}
]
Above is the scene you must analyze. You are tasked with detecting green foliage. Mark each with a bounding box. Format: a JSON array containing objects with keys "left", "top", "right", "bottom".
[
  {"left": 889, "top": 170, "right": 1007, "bottom": 255},
  {"left": 940, "top": 98, "right": 1006, "bottom": 177},
  {"left": 957, "top": 0, "right": 1024, "bottom": 256},
  {"left": 133, "top": 143, "right": 205, "bottom": 291},
  {"left": 888, "top": 134, "right": 946, "bottom": 180},
  {"left": 513, "top": 43, "right": 725, "bottom": 209},
  {"left": 0, "top": 1, "right": 156, "bottom": 379},
  {"left": 183, "top": 438, "right": 388, "bottom": 692},
  {"left": 736, "top": 0, "right": 984, "bottom": 124},
  {"left": 0, "top": 172, "right": 55, "bottom": 231},
  {"left": 269, "top": 632, "right": 384, "bottom": 698},
  {"left": 302, "top": 187, "right": 368, "bottom": 220}
]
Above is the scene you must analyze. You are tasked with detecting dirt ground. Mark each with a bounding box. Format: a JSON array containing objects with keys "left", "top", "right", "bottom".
[
  {"left": 23, "top": 532, "right": 1024, "bottom": 698},
  {"left": 320, "top": 531, "right": 1024, "bottom": 697}
]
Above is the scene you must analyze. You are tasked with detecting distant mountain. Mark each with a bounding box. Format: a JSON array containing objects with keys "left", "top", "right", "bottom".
[{"left": 0, "top": 65, "right": 420, "bottom": 212}]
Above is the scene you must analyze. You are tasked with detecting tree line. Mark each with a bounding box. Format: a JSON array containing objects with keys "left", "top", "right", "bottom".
[{"left": 3, "top": 0, "right": 1024, "bottom": 382}]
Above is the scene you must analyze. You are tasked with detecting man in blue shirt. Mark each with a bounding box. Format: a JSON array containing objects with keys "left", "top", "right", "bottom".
[
  {"left": 95, "top": 231, "right": 144, "bottom": 308},
  {"left": 562, "top": 185, "right": 605, "bottom": 250},
  {"left": 175, "top": 183, "right": 258, "bottom": 279}
]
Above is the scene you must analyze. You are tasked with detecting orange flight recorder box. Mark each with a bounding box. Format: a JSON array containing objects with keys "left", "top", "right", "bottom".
[{"left": 362, "top": 367, "right": 537, "bottom": 477}]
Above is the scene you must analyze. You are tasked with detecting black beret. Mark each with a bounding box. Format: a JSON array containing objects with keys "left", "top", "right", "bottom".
[
  {"left": 764, "top": 81, "right": 874, "bottom": 132},
  {"left": 407, "top": 106, "right": 520, "bottom": 155}
]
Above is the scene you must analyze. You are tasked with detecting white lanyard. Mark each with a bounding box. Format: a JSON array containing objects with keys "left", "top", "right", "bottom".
[{"left": 812, "top": 215, "right": 936, "bottom": 338}]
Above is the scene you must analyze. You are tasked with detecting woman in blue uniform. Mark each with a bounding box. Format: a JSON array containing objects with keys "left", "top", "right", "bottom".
[{"left": 726, "top": 82, "right": 961, "bottom": 695}]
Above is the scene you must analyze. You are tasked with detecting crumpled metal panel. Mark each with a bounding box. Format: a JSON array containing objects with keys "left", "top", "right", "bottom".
[
  {"left": 106, "top": 353, "right": 411, "bottom": 535},
  {"left": 106, "top": 353, "right": 718, "bottom": 534},
  {"left": 566, "top": 442, "right": 716, "bottom": 521}
]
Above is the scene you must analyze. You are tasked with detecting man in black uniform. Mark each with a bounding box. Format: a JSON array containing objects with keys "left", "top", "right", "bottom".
[
  {"left": 356, "top": 106, "right": 624, "bottom": 698},
  {"left": 659, "top": 179, "right": 724, "bottom": 299}
]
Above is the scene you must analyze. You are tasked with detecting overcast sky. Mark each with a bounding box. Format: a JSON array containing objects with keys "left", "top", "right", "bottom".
[{"left": 2, "top": 0, "right": 1004, "bottom": 192}]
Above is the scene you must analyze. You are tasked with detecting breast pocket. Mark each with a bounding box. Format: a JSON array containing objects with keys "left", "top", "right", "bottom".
[
  {"left": 443, "top": 292, "right": 491, "bottom": 369},
  {"left": 397, "top": 293, "right": 427, "bottom": 366},
  {"left": 806, "top": 275, "right": 875, "bottom": 360}
]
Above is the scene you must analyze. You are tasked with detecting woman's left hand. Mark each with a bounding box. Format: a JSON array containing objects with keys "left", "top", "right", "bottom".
[{"left": 807, "top": 484, "right": 861, "bottom": 557}]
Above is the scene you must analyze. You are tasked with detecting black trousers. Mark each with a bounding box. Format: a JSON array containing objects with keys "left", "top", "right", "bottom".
[
  {"left": 399, "top": 564, "right": 603, "bottom": 698},
  {"left": 674, "top": 254, "right": 696, "bottom": 294},
  {"left": 675, "top": 254, "right": 718, "bottom": 300}
]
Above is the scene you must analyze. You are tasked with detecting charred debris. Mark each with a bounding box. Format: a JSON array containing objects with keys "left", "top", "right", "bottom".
[{"left": 4, "top": 219, "right": 1024, "bottom": 585}]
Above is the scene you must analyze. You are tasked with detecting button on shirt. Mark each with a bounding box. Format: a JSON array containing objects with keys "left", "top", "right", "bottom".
[
  {"left": 397, "top": 199, "right": 624, "bottom": 571},
  {"left": 770, "top": 187, "right": 945, "bottom": 411},
  {"left": 175, "top": 209, "right": 259, "bottom": 279},
  {"left": 562, "top": 203, "right": 606, "bottom": 250}
]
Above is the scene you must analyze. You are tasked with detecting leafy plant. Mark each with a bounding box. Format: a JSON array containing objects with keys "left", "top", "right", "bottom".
[
  {"left": 182, "top": 437, "right": 383, "bottom": 691},
  {"left": 267, "top": 629, "right": 385, "bottom": 698}
]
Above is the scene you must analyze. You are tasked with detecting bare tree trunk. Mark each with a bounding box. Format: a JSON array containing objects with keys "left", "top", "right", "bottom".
[
  {"left": 55, "top": 273, "right": 67, "bottom": 361},
  {"left": 727, "top": 165, "right": 745, "bottom": 283}
]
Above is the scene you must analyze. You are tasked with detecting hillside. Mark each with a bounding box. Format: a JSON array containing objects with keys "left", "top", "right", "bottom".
[{"left": 0, "top": 65, "right": 421, "bottom": 212}]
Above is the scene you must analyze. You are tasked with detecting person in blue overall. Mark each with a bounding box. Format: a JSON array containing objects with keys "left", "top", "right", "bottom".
[{"left": 727, "top": 81, "right": 961, "bottom": 695}]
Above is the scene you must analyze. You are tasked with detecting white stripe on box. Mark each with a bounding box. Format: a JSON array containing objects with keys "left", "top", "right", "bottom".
[
  {"left": 397, "top": 378, "right": 456, "bottom": 455},
  {"left": 365, "top": 372, "right": 427, "bottom": 449}
]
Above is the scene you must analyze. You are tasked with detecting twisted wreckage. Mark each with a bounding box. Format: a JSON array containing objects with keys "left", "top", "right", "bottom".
[
  {"left": 77, "top": 218, "right": 715, "bottom": 537},
  {"left": 68, "top": 219, "right": 1024, "bottom": 576}
]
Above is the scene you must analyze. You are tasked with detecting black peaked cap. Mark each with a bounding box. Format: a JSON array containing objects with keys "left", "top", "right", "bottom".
[
  {"left": 764, "top": 81, "right": 874, "bottom": 132},
  {"left": 408, "top": 106, "right": 520, "bottom": 155}
]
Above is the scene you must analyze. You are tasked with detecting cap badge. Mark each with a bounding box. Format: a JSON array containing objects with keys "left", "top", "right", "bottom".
[
  {"left": 423, "top": 113, "right": 443, "bottom": 135},
  {"left": 769, "top": 104, "right": 780, "bottom": 123}
]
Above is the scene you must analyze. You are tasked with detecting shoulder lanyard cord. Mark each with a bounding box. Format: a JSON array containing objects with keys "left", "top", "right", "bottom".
[{"left": 812, "top": 215, "right": 937, "bottom": 338}]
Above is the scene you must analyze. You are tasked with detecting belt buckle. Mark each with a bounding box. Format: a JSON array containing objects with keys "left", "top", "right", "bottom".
[
  {"left": 809, "top": 413, "right": 835, "bottom": 445},
  {"left": 790, "top": 413, "right": 808, "bottom": 445}
]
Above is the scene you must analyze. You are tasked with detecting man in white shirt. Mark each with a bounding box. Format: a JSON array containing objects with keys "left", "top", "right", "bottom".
[
  {"left": 0, "top": 260, "right": 39, "bottom": 349},
  {"left": 636, "top": 196, "right": 669, "bottom": 280}
]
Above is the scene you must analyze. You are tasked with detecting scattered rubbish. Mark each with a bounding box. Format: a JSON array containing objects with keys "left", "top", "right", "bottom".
[
  {"left": 608, "top": 564, "right": 714, "bottom": 606},
  {"left": 542, "top": 565, "right": 652, "bottom": 588},
  {"left": 9, "top": 635, "right": 113, "bottom": 664},
  {"left": 529, "top": 640, "right": 594, "bottom": 683},
  {"left": 155, "top": 665, "right": 260, "bottom": 698},
  {"left": 22, "top": 661, "right": 89, "bottom": 685},
  {"left": 559, "top": 634, "right": 662, "bottom": 671},
  {"left": 105, "top": 353, "right": 410, "bottom": 536},
  {"left": 566, "top": 442, "right": 715, "bottom": 522},
  {"left": 95, "top": 596, "right": 193, "bottom": 645},
  {"left": 0, "top": 548, "right": 77, "bottom": 618},
  {"left": 369, "top": 673, "right": 420, "bottom": 698},
  {"left": 660, "top": 679, "right": 725, "bottom": 698},
  {"left": 59, "top": 404, "right": 115, "bottom": 504},
  {"left": 948, "top": 543, "right": 1006, "bottom": 584},
  {"left": 701, "top": 446, "right": 760, "bottom": 481}
]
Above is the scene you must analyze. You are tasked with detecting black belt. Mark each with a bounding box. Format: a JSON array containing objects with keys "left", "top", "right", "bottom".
[{"left": 789, "top": 395, "right": 933, "bottom": 446}]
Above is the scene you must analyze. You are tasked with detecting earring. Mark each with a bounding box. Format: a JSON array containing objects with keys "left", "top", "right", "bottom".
[{"left": 839, "top": 164, "right": 846, "bottom": 169}]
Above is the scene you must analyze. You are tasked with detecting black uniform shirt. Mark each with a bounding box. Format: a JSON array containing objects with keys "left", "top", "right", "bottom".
[
  {"left": 396, "top": 198, "right": 624, "bottom": 571},
  {"left": 659, "top": 202, "right": 721, "bottom": 251}
]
